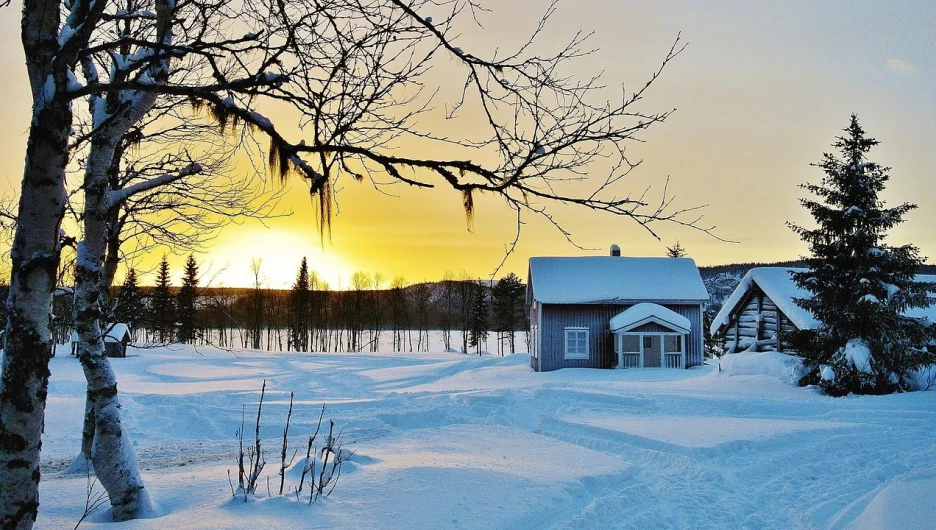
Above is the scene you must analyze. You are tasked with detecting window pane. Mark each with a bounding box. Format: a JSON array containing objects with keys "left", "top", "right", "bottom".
[
  {"left": 623, "top": 335, "right": 640, "bottom": 353},
  {"left": 565, "top": 329, "right": 588, "bottom": 358},
  {"left": 664, "top": 335, "right": 681, "bottom": 353},
  {"left": 643, "top": 336, "right": 653, "bottom": 349}
]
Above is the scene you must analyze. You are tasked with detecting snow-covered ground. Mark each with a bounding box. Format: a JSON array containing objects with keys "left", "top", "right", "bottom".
[{"left": 38, "top": 346, "right": 936, "bottom": 529}]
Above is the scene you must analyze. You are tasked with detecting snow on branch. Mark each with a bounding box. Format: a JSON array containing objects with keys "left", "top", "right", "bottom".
[{"left": 106, "top": 162, "right": 202, "bottom": 209}]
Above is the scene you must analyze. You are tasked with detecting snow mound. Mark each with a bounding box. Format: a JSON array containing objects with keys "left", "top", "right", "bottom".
[
  {"left": 849, "top": 478, "right": 936, "bottom": 530},
  {"left": 909, "top": 365, "right": 936, "bottom": 391},
  {"left": 718, "top": 351, "right": 804, "bottom": 384}
]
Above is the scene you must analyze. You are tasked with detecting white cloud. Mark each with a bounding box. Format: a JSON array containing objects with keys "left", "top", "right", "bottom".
[{"left": 885, "top": 58, "right": 915, "bottom": 74}]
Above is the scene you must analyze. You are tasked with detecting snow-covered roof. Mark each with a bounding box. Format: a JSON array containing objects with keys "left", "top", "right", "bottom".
[
  {"left": 71, "top": 323, "right": 132, "bottom": 344},
  {"left": 710, "top": 268, "right": 936, "bottom": 336},
  {"left": 710, "top": 268, "right": 817, "bottom": 337},
  {"left": 527, "top": 256, "right": 709, "bottom": 304},
  {"left": 104, "top": 323, "right": 131, "bottom": 343},
  {"left": 610, "top": 303, "right": 691, "bottom": 334}
]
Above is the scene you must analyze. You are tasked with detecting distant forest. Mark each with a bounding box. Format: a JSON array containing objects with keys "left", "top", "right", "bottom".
[
  {"left": 11, "top": 258, "right": 936, "bottom": 354},
  {"left": 35, "top": 263, "right": 529, "bottom": 355}
]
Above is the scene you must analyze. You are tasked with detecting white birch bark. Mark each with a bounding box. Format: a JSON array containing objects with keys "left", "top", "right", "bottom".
[
  {"left": 69, "top": 0, "right": 174, "bottom": 519},
  {"left": 0, "top": 0, "right": 80, "bottom": 526},
  {"left": 68, "top": 0, "right": 171, "bottom": 521}
]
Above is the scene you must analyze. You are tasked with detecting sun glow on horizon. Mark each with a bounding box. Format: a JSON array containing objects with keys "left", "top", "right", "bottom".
[{"left": 186, "top": 229, "right": 352, "bottom": 290}]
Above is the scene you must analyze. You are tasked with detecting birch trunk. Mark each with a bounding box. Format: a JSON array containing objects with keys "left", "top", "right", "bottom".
[
  {"left": 0, "top": 108, "right": 71, "bottom": 530},
  {"left": 73, "top": 133, "right": 153, "bottom": 520},
  {"left": 68, "top": 1, "right": 174, "bottom": 518},
  {"left": 0, "top": 1, "right": 73, "bottom": 527}
]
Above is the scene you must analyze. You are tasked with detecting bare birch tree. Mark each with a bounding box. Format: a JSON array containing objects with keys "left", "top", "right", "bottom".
[{"left": 3, "top": 0, "right": 708, "bottom": 526}]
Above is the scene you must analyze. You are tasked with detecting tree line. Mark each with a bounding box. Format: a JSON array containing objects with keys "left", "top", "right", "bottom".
[{"left": 98, "top": 257, "right": 528, "bottom": 355}]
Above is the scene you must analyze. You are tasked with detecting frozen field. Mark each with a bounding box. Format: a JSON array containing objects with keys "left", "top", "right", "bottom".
[{"left": 37, "top": 346, "right": 936, "bottom": 529}]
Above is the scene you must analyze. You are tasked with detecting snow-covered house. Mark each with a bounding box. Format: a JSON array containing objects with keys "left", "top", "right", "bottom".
[
  {"left": 710, "top": 267, "right": 936, "bottom": 354},
  {"left": 71, "top": 323, "right": 132, "bottom": 358},
  {"left": 526, "top": 252, "right": 709, "bottom": 372}
]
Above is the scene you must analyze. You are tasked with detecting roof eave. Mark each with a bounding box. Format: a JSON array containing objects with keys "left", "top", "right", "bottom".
[{"left": 537, "top": 298, "right": 708, "bottom": 305}]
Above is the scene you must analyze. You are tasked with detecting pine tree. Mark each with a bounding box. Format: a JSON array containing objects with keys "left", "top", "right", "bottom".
[
  {"left": 289, "top": 257, "right": 311, "bottom": 352},
  {"left": 666, "top": 241, "right": 687, "bottom": 258},
  {"left": 176, "top": 255, "right": 199, "bottom": 343},
  {"left": 492, "top": 273, "right": 525, "bottom": 354},
  {"left": 789, "top": 114, "right": 935, "bottom": 395},
  {"left": 468, "top": 281, "right": 489, "bottom": 355},
  {"left": 150, "top": 256, "right": 175, "bottom": 343},
  {"left": 115, "top": 268, "right": 145, "bottom": 334}
]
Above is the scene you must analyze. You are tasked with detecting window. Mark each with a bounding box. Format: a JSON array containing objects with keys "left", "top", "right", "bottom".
[
  {"left": 622, "top": 335, "right": 640, "bottom": 353},
  {"left": 564, "top": 328, "right": 589, "bottom": 359},
  {"left": 664, "top": 334, "right": 682, "bottom": 353}
]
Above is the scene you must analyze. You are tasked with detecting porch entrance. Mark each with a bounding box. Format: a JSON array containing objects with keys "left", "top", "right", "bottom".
[{"left": 642, "top": 335, "right": 662, "bottom": 367}]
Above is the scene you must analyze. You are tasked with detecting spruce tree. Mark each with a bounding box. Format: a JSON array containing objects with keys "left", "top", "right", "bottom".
[
  {"left": 115, "top": 268, "right": 145, "bottom": 334},
  {"left": 176, "top": 255, "right": 199, "bottom": 343},
  {"left": 289, "top": 257, "right": 311, "bottom": 352},
  {"left": 666, "top": 241, "right": 687, "bottom": 258},
  {"left": 150, "top": 256, "right": 175, "bottom": 343},
  {"left": 468, "top": 281, "right": 489, "bottom": 355},
  {"left": 492, "top": 273, "right": 525, "bottom": 354},
  {"left": 789, "top": 114, "right": 935, "bottom": 395}
]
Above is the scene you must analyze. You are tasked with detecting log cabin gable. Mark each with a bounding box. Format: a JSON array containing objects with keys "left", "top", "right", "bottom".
[{"left": 721, "top": 282, "right": 799, "bottom": 353}]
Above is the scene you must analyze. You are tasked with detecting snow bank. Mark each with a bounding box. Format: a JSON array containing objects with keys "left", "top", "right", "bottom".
[
  {"left": 909, "top": 365, "right": 936, "bottom": 391},
  {"left": 718, "top": 351, "right": 804, "bottom": 384},
  {"left": 849, "top": 479, "right": 936, "bottom": 530}
]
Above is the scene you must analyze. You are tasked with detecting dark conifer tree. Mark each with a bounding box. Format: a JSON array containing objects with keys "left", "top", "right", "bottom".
[
  {"left": 468, "top": 281, "right": 489, "bottom": 355},
  {"left": 666, "top": 241, "right": 687, "bottom": 258},
  {"left": 789, "top": 115, "right": 935, "bottom": 395},
  {"left": 289, "top": 257, "right": 311, "bottom": 352},
  {"left": 176, "top": 255, "right": 199, "bottom": 343},
  {"left": 150, "top": 256, "right": 175, "bottom": 343},
  {"left": 492, "top": 273, "right": 525, "bottom": 354},
  {"left": 115, "top": 268, "right": 145, "bottom": 335}
]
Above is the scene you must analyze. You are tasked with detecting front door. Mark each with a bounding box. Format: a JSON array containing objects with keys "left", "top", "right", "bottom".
[{"left": 643, "top": 335, "right": 661, "bottom": 367}]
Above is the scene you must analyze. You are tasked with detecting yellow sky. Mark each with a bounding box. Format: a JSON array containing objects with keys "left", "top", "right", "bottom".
[{"left": 1, "top": 1, "right": 934, "bottom": 288}]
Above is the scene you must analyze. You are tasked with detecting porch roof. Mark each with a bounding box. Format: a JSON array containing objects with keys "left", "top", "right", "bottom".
[{"left": 610, "top": 303, "right": 691, "bottom": 334}]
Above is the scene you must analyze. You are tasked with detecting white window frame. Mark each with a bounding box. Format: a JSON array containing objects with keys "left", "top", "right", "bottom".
[{"left": 564, "top": 327, "right": 590, "bottom": 360}]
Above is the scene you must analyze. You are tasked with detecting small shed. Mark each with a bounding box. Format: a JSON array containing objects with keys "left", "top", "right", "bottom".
[
  {"left": 527, "top": 252, "right": 709, "bottom": 372},
  {"left": 710, "top": 268, "right": 936, "bottom": 354},
  {"left": 71, "top": 323, "right": 132, "bottom": 358},
  {"left": 709, "top": 268, "right": 814, "bottom": 354}
]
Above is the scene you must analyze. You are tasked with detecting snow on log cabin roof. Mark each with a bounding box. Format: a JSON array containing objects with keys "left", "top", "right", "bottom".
[
  {"left": 527, "top": 256, "right": 710, "bottom": 305},
  {"left": 710, "top": 268, "right": 817, "bottom": 338},
  {"left": 70, "top": 323, "right": 132, "bottom": 344}
]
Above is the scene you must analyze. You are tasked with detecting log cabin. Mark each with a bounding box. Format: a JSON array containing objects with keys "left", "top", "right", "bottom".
[
  {"left": 71, "top": 322, "right": 132, "bottom": 358},
  {"left": 526, "top": 249, "right": 709, "bottom": 372},
  {"left": 710, "top": 268, "right": 936, "bottom": 354}
]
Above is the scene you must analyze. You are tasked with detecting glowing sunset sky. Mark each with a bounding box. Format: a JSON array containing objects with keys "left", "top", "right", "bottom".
[{"left": 0, "top": 1, "right": 933, "bottom": 288}]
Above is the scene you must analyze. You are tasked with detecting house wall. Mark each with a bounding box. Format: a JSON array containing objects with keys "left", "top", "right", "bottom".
[
  {"left": 537, "top": 303, "right": 703, "bottom": 371},
  {"left": 720, "top": 286, "right": 800, "bottom": 353}
]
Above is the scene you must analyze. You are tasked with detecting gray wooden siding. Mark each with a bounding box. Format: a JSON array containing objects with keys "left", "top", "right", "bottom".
[{"left": 538, "top": 303, "right": 703, "bottom": 371}]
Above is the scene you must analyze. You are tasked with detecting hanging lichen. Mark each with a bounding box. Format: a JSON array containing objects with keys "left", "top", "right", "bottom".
[{"left": 462, "top": 188, "right": 474, "bottom": 229}]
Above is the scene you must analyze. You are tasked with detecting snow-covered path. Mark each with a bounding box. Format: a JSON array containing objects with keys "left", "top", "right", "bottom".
[{"left": 37, "top": 346, "right": 936, "bottom": 529}]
